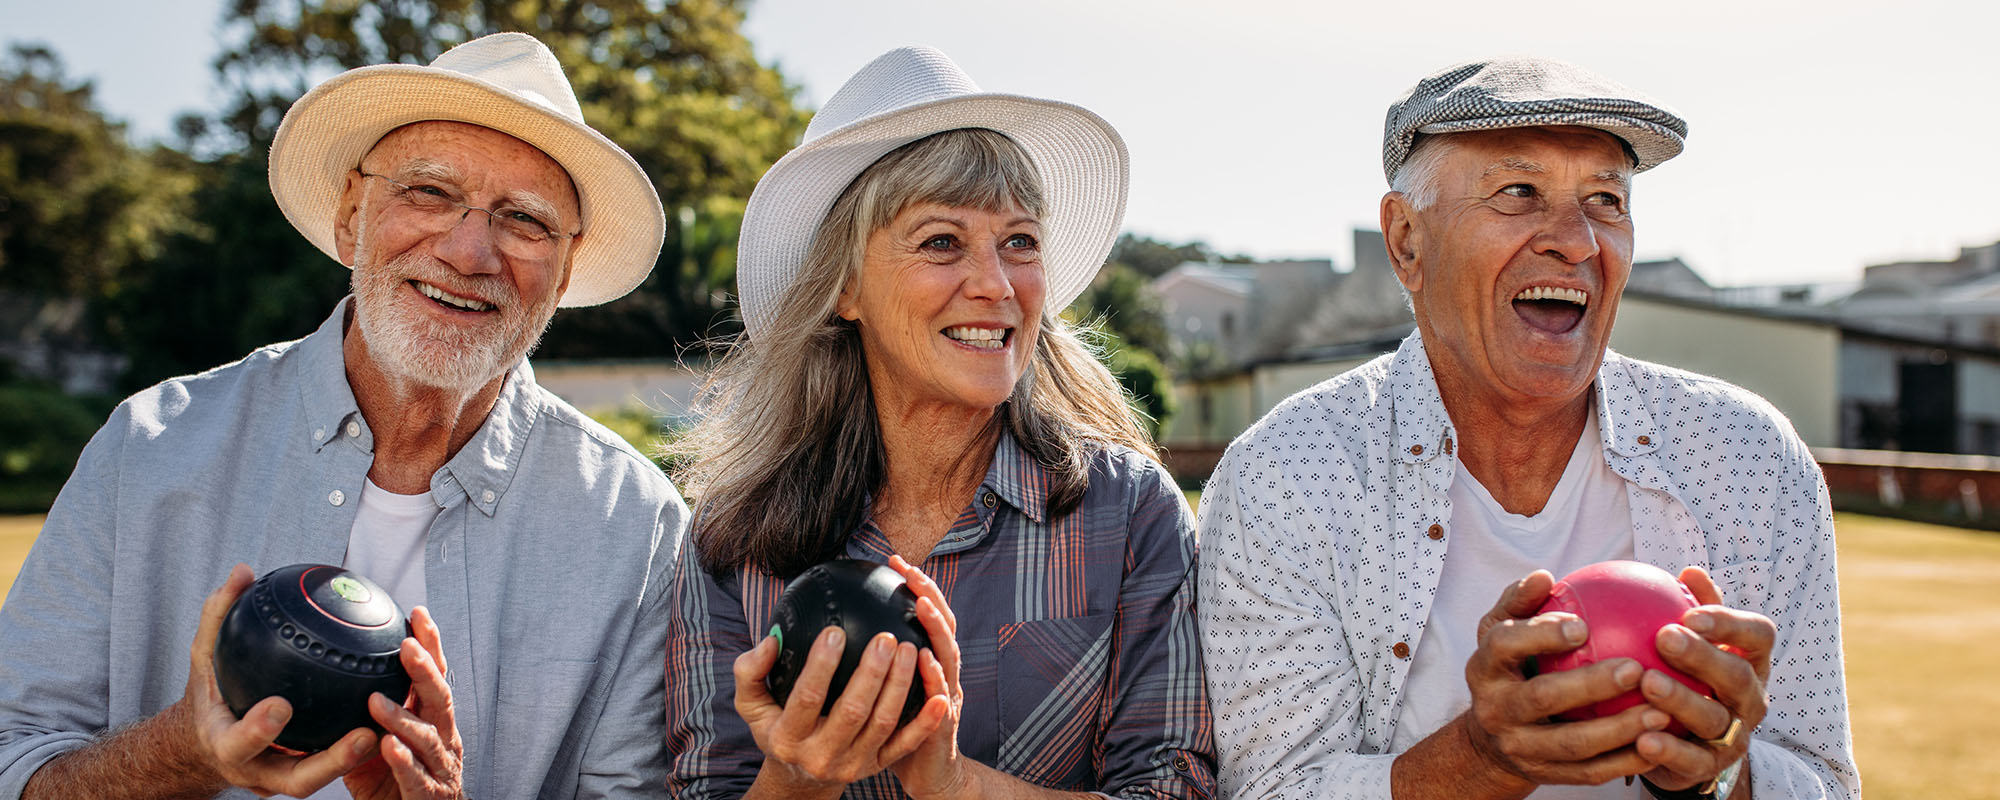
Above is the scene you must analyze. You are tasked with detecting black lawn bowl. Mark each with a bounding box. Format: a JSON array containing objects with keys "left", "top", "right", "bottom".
[
  {"left": 212, "top": 564, "right": 412, "bottom": 752},
  {"left": 766, "top": 559, "right": 933, "bottom": 725}
]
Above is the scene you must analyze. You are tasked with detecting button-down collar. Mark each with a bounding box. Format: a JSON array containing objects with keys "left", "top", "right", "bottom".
[{"left": 294, "top": 296, "right": 545, "bottom": 519}]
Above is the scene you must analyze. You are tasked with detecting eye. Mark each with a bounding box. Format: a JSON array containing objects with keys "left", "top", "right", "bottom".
[
  {"left": 921, "top": 234, "right": 958, "bottom": 250},
  {"left": 1004, "top": 233, "right": 1038, "bottom": 250},
  {"left": 408, "top": 183, "right": 452, "bottom": 198},
  {"left": 1498, "top": 184, "right": 1536, "bottom": 199}
]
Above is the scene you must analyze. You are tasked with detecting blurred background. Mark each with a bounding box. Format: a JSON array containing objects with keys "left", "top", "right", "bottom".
[{"left": 3, "top": 1, "right": 1998, "bottom": 796}]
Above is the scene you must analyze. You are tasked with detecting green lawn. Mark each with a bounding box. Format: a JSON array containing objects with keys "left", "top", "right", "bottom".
[{"left": 0, "top": 511, "right": 1991, "bottom": 796}]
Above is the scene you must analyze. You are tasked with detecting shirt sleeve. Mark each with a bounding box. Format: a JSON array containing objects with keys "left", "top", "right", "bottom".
[
  {"left": 1093, "top": 457, "right": 1216, "bottom": 799},
  {"left": 663, "top": 534, "right": 762, "bottom": 800},
  {"left": 574, "top": 497, "right": 686, "bottom": 799},
  {"left": 1739, "top": 432, "right": 1861, "bottom": 799},
  {"left": 0, "top": 413, "right": 127, "bottom": 797},
  {"left": 1195, "top": 442, "right": 1395, "bottom": 800}
]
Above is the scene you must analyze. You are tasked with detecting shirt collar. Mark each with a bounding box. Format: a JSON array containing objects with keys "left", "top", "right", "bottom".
[
  {"left": 298, "top": 295, "right": 546, "bottom": 518},
  {"left": 1390, "top": 329, "right": 1663, "bottom": 464},
  {"left": 984, "top": 427, "right": 1050, "bottom": 524}
]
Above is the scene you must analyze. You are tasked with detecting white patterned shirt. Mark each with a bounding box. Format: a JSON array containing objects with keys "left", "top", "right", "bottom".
[{"left": 1195, "top": 331, "right": 1858, "bottom": 800}]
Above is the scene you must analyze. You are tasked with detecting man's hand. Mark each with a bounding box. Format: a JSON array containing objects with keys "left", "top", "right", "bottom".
[
  {"left": 345, "top": 606, "right": 467, "bottom": 800},
  {"left": 1457, "top": 570, "right": 1673, "bottom": 789},
  {"left": 1634, "top": 566, "right": 1773, "bottom": 794},
  {"left": 187, "top": 564, "right": 379, "bottom": 795}
]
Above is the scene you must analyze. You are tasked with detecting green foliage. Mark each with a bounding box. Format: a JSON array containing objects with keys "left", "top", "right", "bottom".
[
  {"left": 212, "top": 0, "right": 810, "bottom": 355},
  {"left": 1072, "top": 262, "right": 1169, "bottom": 355},
  {"left": 99, "top": 151, "right": 348, "bottom": 391},
  {"left": 1080, "top": 325, "right": 1175, "bottom": 439},
  {"left": 1108, "top": 232, "right": 1248, "bottom": 279},
  {"left": 0, "top": 380, "right": 113, "bottom": 512}
]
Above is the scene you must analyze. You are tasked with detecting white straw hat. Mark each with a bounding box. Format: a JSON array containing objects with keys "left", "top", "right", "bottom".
[
  {"left": 268, "top": 32, "right": 665, "bottom": 308},
  {"left": 735, "top": 46, "right": 1129, "bottom": 337}
]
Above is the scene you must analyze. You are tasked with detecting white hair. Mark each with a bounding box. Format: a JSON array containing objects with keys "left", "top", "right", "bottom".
[{"left": 1389, "top": 135, "right": 1452, "bottom": 211}]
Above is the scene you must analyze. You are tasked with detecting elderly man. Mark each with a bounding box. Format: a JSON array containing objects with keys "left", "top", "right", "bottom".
[
  {"left": 0, "top": 34, "right": 683, "bottom": 799},
  {"left": 1197, "top": 58, "right": 1858, "bottom": 800}
]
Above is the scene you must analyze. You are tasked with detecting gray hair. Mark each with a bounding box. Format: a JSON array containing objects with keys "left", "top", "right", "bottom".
[
  {"left": 1388, "top": 134, "right": 1451, "bottom": 211},
  {"left": 673, "top": 128, "right": 1155, "bottom": 579}
]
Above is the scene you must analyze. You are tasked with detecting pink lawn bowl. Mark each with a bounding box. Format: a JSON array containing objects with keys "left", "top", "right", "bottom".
[{"left": 1532, "top": 560, "right": 1713, "bottom": 735}]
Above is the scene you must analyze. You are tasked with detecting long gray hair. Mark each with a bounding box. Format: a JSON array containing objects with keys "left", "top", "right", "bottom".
[{"left": 673, "top": 128, "right": 1155, "bottom": 579}]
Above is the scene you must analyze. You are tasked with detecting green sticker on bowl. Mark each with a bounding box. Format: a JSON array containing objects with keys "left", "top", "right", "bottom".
[
  {"left": 329, "top": 576, "right": 371, "bottom": 604},
  {"left": 769, "top": 623, "right": 782, "bottom": 647}
]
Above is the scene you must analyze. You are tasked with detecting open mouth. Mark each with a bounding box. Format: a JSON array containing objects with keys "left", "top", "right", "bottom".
[
  {"left": 412, "top": 281, "right": 496, "bottom": 313},
  {"left": 941, "top": 325, "right": 1011, "bottom": 351},
  {"left": 1512, "top": 286, "right": 1587, "bottom": 335}
]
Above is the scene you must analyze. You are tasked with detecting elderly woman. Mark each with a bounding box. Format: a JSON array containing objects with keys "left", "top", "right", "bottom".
[{"left": 663, "top": 47, "right": 1215, "bottom": 800}]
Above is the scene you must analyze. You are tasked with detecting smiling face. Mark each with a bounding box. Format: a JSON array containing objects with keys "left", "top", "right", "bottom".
[
  {"left": 837, "top": 201, "right": 1046, "bottom": 418},
  {"left": 1384, "top": 126, "right": 1636, "bottom": 410},
  {"left": 334, "top": 121, "right": 580, "bottom": 392}
]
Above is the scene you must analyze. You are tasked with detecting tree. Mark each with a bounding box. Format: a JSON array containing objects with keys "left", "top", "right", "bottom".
[
  {"left": 1106, "top": 232, "right": 1249, "bottom": 279},
  {"left": 211, "top": 0, "right": 810, "bottom": 355},
  {"left": 0, "top": 44, "right": 196, "bottom": 387}
]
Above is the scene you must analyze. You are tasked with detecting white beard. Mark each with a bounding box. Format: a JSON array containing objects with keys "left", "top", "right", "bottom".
[{"left": 349, "top": 249, "right": 559, "bottom": 393}]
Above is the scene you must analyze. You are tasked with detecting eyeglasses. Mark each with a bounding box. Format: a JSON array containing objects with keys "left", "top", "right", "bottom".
[{"left": 357, "top": 171, "right": 578, "bottom": 261}]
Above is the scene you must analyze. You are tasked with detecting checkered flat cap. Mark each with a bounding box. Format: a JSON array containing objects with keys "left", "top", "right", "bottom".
[{"left": 1382, "top": 56, "right": 1687, "bottom": 181}]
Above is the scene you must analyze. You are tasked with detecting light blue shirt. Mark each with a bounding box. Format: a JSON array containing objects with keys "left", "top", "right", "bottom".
[{"left": 0, "top": 298, "right": 687, "bottom": 799}]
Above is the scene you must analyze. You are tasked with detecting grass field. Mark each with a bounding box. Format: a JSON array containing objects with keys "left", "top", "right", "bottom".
[{"left": 0, "top": 511, "right": 1991, "bottom": 795}]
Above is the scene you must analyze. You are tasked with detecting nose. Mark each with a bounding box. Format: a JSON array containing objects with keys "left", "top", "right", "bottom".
[
  {"left": 1533, "top": 201, "right": 1602, "bottom": 266},
  {"left": 962, "top": 242, "right": 1016, "bottom": 302},
  {"left": 433, "top": 208, "right": 505, "bottom": 276}
]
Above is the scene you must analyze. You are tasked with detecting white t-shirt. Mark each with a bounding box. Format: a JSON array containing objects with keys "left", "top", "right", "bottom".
[
  {"left": 1390, "top": 408, "right": 1640, "bottom": 798},
  {"left": 307, "top": 478, "right": 439, "bottom": 800}
]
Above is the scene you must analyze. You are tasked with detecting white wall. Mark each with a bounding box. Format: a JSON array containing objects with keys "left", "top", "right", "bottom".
[{"left": 1610, "top": 297, "right": 1840, "bottom": 447}]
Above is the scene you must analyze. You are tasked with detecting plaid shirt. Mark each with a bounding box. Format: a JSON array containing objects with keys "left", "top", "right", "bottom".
[{"left": 666, "top": 433, "right": 1216, "bottom": 799}]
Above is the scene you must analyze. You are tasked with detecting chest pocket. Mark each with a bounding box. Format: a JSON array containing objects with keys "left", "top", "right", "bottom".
[{"left": 994, "top": 612, "right": 1115, "bottom": 787}]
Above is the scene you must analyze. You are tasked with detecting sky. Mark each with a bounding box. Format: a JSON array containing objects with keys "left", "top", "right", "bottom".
[{"left": 9, "top": 0, "right": 2000, "bottom": 287}]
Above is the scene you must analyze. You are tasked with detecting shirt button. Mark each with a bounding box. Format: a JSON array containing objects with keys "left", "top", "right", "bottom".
[
  {"left": 346, "top": 421, "right": 361, "bottom": 438},
  {"left": 482, "top": 489, "right": 496, "bottom": 504},
  {"left": 1173, "top": 755, "right": 1190, "bottom": 771},
  {"left": 328, "top": 489, "right": 345, "bottom": 506},
  {"left": 982, "top": 492, "right": 996, "bottom": 508},
  {"left": 1393, "top": 641, "right": 1411, "bottom": 659},
  {"left": 1426, "top": 523, "right": 1444, "bottom": 540},
  {"left": 313, "top": 427, "right": 326, "bottom": 440},
  {"left": 1637, "top": 435, "right": 1653, "bottom": 446},
  {"left": 1409, "top": 444, "right": 1424, "bottom": 456}
]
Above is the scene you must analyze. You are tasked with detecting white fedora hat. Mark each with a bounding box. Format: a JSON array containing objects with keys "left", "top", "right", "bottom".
[
  {"left": 735, "top": 46, "right": 1128, "bottom": 337},
  {"left": 268, "top": 32, "right": 664, "bottom": 308}
]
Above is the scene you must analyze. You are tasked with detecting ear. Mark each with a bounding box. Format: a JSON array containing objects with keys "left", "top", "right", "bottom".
[
  {"left": 333, "top": 169, "right": 367, "bottom": 266},
  {"left": 835, "top": 276, "right": 861, "bottom": 322},
  {"left": 1380, "top": 191, "right": 1427, "bottom": 295},
  {"left": 555, "top": 234, "right": 580, "bottom": 299}
]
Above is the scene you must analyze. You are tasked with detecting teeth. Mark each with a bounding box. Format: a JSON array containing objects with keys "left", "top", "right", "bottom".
[
  {"left": 943, "top": 326, "right": 1008, "bottom": 350},
  {"left": 416, "top": 281, "right": 495, "bottom": 312},
  {"left": 1514, "top": 286, "right": 1588, "bottom": 306}
]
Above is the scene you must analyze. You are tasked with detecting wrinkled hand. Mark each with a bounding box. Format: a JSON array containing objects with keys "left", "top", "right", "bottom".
[
  {"left": 882, "top": 555, "right": 967, "bottom": 800},
  {"left": 1458, "top": 570, "right": 1673, "bottom": 788},
  {"left": 1635, "top": 566, "right": 1772, "bottom": 792},
  {"left": 345, "top": 606, "right": 466, "bottom": 800},
  {"left": 185, "top": 563, "right": 378, "bottom": 796},
  {"left": 734, "top": 586, "right": 942, "bottom": 796}
]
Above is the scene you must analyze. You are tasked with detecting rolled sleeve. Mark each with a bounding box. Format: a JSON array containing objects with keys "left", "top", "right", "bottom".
[
  {"left": 574, "top": 502, "right": 684, "bottom": 798},
  {"left": 0, "top": 418, "right": 124, "bottom": 796},
  {"left": 663, "top": 540, "right": 761, "bottom": 800}
]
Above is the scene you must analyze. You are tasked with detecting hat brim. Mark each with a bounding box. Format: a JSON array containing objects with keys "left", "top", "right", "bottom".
[
  {"left": 1415, "top": 112, "right": 1685, "bottom": 173},
  {"left": 269, "top": 64, "right": 665, "bottom": 308},
  {"left": 735, "top": 93, "right": 1128, "bottom": 336}
]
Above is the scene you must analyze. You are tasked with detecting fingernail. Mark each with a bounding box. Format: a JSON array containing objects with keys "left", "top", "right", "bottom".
[
  {"left": 872, "top": 633, "right": 894, "bottom": 656},
  {"left": 371, "top": 692, "right": 392, "bottom": 711},
  {"left": 1659, "top": 627, "right": 1688, "bottom": 654},
  {"left": 354, "top": 735, "right": 374, "bottom": 756},
  {"left": 1643, "top": 709, "right": 1671, "bottom": 730},
  {"left": 824, "top": 627, "right": 844, "bottom": 648},
  {"left": 1562, "top": 618, "right": 1587, "bottom": 643},
  {"left": 1687, "top": 613, "right": 1715, "bottom": 634},
  {"left": 1616, "top": 660, "right": 1642, "bottom": 687},
  {"left": 268, "top": 704, "right": 291, "bottom": 725},
  {"left": 1644, "top": 671, "right": 1673, "bottom": 695}
]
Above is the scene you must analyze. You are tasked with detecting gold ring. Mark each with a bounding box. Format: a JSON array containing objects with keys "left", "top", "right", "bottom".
[{"left": 1704, "top": 717, "right": 1744, "bottom": 750}]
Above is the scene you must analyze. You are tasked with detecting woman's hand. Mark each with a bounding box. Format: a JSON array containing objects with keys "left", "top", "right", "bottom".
[
  {"left": 734, "top": 610, "right": 941, "bottom": 798},
  {"left": 884, "top": 554, "right": 972, "bottom": 800}
]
